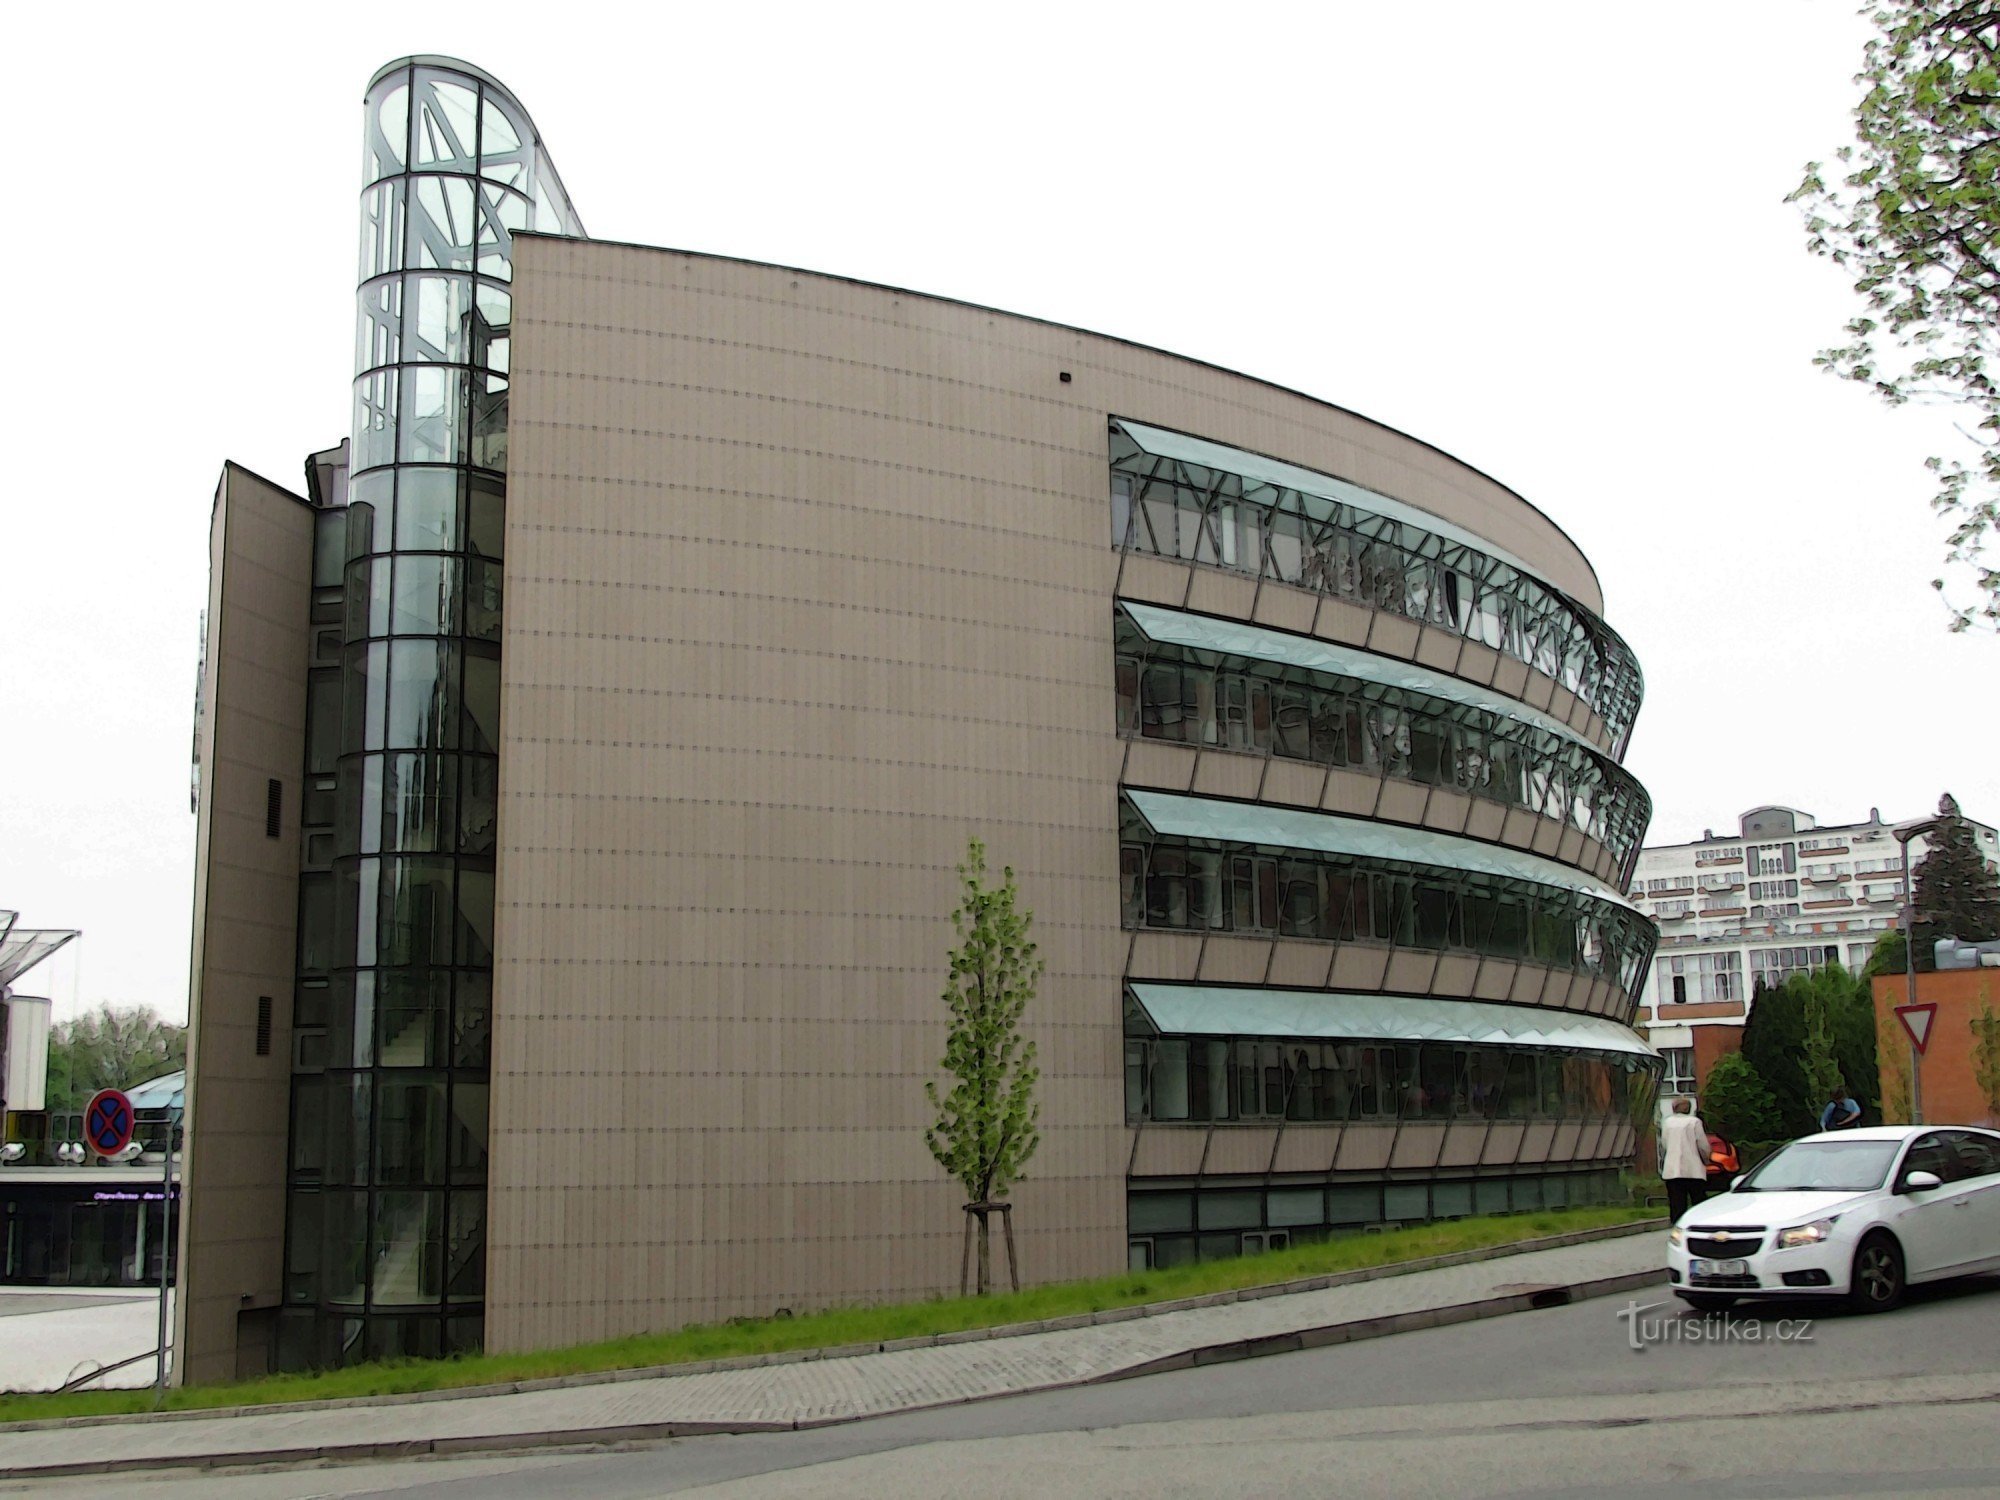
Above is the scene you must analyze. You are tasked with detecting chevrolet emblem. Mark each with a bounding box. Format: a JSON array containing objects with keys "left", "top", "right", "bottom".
[{"left": 1711, "top": 1231, "right": 1732, "bottom": 1242}]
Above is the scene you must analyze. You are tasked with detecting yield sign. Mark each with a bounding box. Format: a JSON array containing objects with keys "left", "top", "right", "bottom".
[{"left": 1895, "top": 1003, "right": 1939, "bottom": 1055}]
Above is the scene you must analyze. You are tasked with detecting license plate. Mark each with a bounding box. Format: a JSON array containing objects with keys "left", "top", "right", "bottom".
[{"left": 1692, "top": 1257, "right": 1748, "bottom": 1277}]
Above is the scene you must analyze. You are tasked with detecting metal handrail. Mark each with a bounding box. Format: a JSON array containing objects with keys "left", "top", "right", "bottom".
[{"left": 54, "top": 1344, "right": 167, "bottom": 1395}]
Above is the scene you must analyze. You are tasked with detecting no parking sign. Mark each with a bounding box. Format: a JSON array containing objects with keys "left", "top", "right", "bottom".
[{"left": 84, "top": 1088, "right": 135, "bottom": 1158}]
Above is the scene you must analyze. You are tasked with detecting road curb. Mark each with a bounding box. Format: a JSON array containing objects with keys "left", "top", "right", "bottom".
[{"left": 0, "top": 1259, "right": 1666, "bottom": 1482}]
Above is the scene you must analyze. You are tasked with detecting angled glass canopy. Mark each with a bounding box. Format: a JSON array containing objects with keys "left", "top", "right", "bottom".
[
  {"left": 1122, "top": 789, "right": 1637, "bottom": 912},
  {"left": 0, "top": 912, "right": 78, "bottom": 991},
  {"left": 1117, "top": 601, "right": 1585, "bottom": 746},
  {"left": 1114, "top": 418, "right": 1545, "bottom": 589},
  {"left": 1126, "top": 982, "right": 1656, "bottom": 1057}
]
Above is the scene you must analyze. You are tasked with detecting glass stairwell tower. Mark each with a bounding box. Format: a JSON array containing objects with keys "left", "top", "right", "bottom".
[{"left": 278, "top": 57, "right": 583, "bottom": 1370}]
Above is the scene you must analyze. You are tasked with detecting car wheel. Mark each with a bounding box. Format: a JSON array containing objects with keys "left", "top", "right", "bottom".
[
  {"left": 1847, "top": 1232, "right": 1905, "bottom": 1313},
  {"left": 1677, "top": 1292, "right": 1736, "bottom": 1312}
]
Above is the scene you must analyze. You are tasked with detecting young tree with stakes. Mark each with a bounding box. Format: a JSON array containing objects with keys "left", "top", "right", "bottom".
[{"left": 925, "top": 838, "right": 1043, "bottom": 1296}]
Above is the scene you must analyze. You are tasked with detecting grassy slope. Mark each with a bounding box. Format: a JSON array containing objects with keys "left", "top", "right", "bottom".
[{"left": 2, "top": 1205, "right": 1653, "bottom": 1425}]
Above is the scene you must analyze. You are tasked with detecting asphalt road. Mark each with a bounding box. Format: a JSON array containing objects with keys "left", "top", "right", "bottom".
[{"left": 25, "top": 1271, "right": 2000, "bottom": 1499}]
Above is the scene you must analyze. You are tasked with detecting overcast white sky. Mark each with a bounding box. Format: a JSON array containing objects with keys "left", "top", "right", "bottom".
[{"left": 3, "top": 2, "right": 1994, "bottom": 1024}]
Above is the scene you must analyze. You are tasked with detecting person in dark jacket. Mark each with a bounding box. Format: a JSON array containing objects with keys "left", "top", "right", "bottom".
[{"left": 1820, "top": 1087, "right": 1862, "bottom": 1131}]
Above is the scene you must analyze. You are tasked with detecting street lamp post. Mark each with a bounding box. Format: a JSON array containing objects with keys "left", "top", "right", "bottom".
[{"left": 1893, "top": 820, "right": 1938, "bottom": 1125}]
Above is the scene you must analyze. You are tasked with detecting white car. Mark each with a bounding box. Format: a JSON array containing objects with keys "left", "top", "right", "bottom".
[{"left": 1667, "top": 1124, "right": 2000, "bottom": 1313}]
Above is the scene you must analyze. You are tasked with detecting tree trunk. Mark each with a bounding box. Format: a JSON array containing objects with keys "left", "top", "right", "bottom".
[{"left": 976, "top": 1209, "right": 992, "bottom": 1296}]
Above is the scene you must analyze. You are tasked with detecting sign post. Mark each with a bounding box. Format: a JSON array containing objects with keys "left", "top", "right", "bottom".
[
  {"left": 83, "top": 1089, "right": 134, "bottom": 1159},
  {"left": 154, "top": 1106, "right": 180, "bottom": 1406},
  {"left": 1895, "top": 1003, "right": 1937, "bottom": 1126}
]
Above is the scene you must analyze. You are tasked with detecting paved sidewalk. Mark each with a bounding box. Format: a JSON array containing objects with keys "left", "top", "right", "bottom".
[{"left": 0, "top": 1226, "right": 1664, "bottom": 1481}]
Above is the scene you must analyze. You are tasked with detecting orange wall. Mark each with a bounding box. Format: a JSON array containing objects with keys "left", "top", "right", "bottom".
[
  {"left": 1871, "top": 970, "right": 2000, "bottom": 1128},
  {"left": 1693, "top": 1024, "right": 1744, "bottom": 1092}
]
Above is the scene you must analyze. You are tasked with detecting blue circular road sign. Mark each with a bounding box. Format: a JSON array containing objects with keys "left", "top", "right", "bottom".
[{"left": 85, "top": 1088, "right": 135, "bottom": 1157}]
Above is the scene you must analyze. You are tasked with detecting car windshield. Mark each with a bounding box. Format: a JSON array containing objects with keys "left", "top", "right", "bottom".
[{"left": 1735, "top": 1140, "right": 1900, "bottom": 1194}]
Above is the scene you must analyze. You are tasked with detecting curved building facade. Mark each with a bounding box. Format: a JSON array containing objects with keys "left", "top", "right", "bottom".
[{"left": 178, "top": 59, "right": 1657, "bottom": 1380}]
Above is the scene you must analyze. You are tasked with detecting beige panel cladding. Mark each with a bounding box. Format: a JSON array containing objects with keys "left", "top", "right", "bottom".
[
  {"left": 1258, "top": 759, "right": 1323, "bottom": 809},
  {"left": 1202, "top": 1129, "right": 1279, "bottom": 1176},
  {"left": 1411, "top": 625, "right": 1461, "bottom": 674},
  {"left": 1188, "top": 754, "right": 1261, "bottom": 802},
  {"left": 1113, "top": 553, "right": 1188, "bottom": 608},
  {"left": 494, "top": 238, "right": 1640, "bottom": 1349},
  {"left": 1116, "top": 1116, "right": 1636, "bottom": 1185},
  {"left": 1437, "top": 1128, "right": 1485, "bottom": 1167},
  {"left": 174, "top": 464, "right": 312, "bottom": 1386},
  {"left": 1365, "top": 614, "right": 1421, "bottom": 660},
  {"left": 1271, "top": 1128, "right": 1338, "bottom": 1174},
  {"left": 1313, "top": 598, "right": 1371, "bottom": 648},
  {"left": 1185, "top": 569, "right": 1256, "bottom": 619},
  {"left": 1195, "top": 936, "right": 1272, "bottom": 985},
  {"left": 1126, "top": 1127, "right": 1204, "bottom": 1177}
]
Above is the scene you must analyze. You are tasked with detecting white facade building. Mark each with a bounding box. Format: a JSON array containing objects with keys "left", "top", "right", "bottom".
[{"left": 1631, "top": 804, "right": 1999, "bottom": 1091}]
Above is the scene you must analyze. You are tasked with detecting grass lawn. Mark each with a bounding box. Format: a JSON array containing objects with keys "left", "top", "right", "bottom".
[{"left": 3, "top": 1203, "right": 1654, "bottom": 1425}]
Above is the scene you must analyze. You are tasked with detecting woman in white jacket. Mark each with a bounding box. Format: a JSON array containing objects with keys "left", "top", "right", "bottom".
[{"left": 1660, "top": 1096, "right": 1713, "bottom": 1223}]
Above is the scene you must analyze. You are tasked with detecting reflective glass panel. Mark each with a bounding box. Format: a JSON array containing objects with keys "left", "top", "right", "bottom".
[
  {"left": 322, "top": 1190, "right": 370, "bottom": 1306},
  {"left": 453, "top": 973, "right": 491, "bottom": 1068},
  {"left": 353, "top": 369, "right": 398, "bottom": 471},
  {"left": 365, "top": 80, "right": 409, "bottom": 181},
  {"left": 359, "top": 181, "right": 406, "bottom": 281},
  {"left": 414, "top": 74, "right": 478, "bottom": 167},
  {"left": 406, "top": 273, "right": 474, "bottom": 362},
  {"left": 390, "top": 555, "right": 460, "bottom": 637},
  {"left": 411, "top": 175, "right": 476, "bottom": 270},
  {"left": 464, "top": 559, "right": 502, "bottom": 642},
  {"left": 376, "top": 971, "right": 450, "bottom": 1068},
  {"left": 480, "top": 96, "right": 521, "bottom": 157},
  {"left": 371, "top": 1191, "right": 444, "bottom": 1305},
  {"left": 465, "top": 474, "right": 504, "bottom": 557},
  {"left": 461, "top": 650, "right": 499, "bottom": 754},
  {"left": 447, "top": 1192, "right": 485, "bottom": 1299},
  {"left": 378, "top": 857, "right": 454, "bottom": 967},
  {"left": 449, "top": 1083, "right": 488, "bottom": 1181},
  {"left": 395, "top": 469, "right": 460, "bottom": 551},
  {"left": 375, "top": 1079, "right": 446, "bottom": 1185},
  {"left": 455, "top": 869, "right": 494, "bottom": 967},
  {"left": 458, "top": 757, "right": 497, "bottom": 856},
  {"left": 383, "top": 750, "right": 454, "bottom": 853},
  {"left": 357, "top": 275, "right": 401, "bottom": 372},
  {"left": 399, "top": 366, "right": 465, "bottom": 465},
  {"left": 385, "top": 640, "right": 453, "bottom": 751},
  {"left": 323, "top": 1076, "right": 372, "bottom": 1189}
]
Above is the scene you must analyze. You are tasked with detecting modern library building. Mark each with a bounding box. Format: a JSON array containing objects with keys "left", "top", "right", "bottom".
[{"left": 178, "top": 56, "right": 1660, "bottom": 1382}]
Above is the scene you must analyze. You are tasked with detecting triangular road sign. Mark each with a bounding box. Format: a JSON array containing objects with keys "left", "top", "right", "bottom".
[{"left": 1895, "top": 1002, "right": 1939, "bottom": 1055}]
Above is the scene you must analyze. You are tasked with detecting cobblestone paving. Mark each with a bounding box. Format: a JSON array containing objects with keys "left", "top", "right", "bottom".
[{"left": 0, "top": 1233, "right": 1662, "bottom": 1476}]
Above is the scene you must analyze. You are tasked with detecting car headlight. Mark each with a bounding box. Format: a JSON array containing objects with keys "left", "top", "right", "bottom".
[
  {"left": 1668, "top": 1225, "right": 1685, "bottom": 1246},
  {"left": 1775, "top": 1218, "right": 1837, "bottom": 1249}
]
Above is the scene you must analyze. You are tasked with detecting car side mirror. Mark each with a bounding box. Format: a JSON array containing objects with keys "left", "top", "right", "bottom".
[{"left": 1902, "top": 1170, "right": 1943, "bottom": 1192}]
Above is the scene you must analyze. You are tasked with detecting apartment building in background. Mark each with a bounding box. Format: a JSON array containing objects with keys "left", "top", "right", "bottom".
[
  {"left": 177, "top": 56, "right": 1661, "bottom": 1384},
  {"left": 1632, "top": 804, "right": 2000, "bottom": 1093}
]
